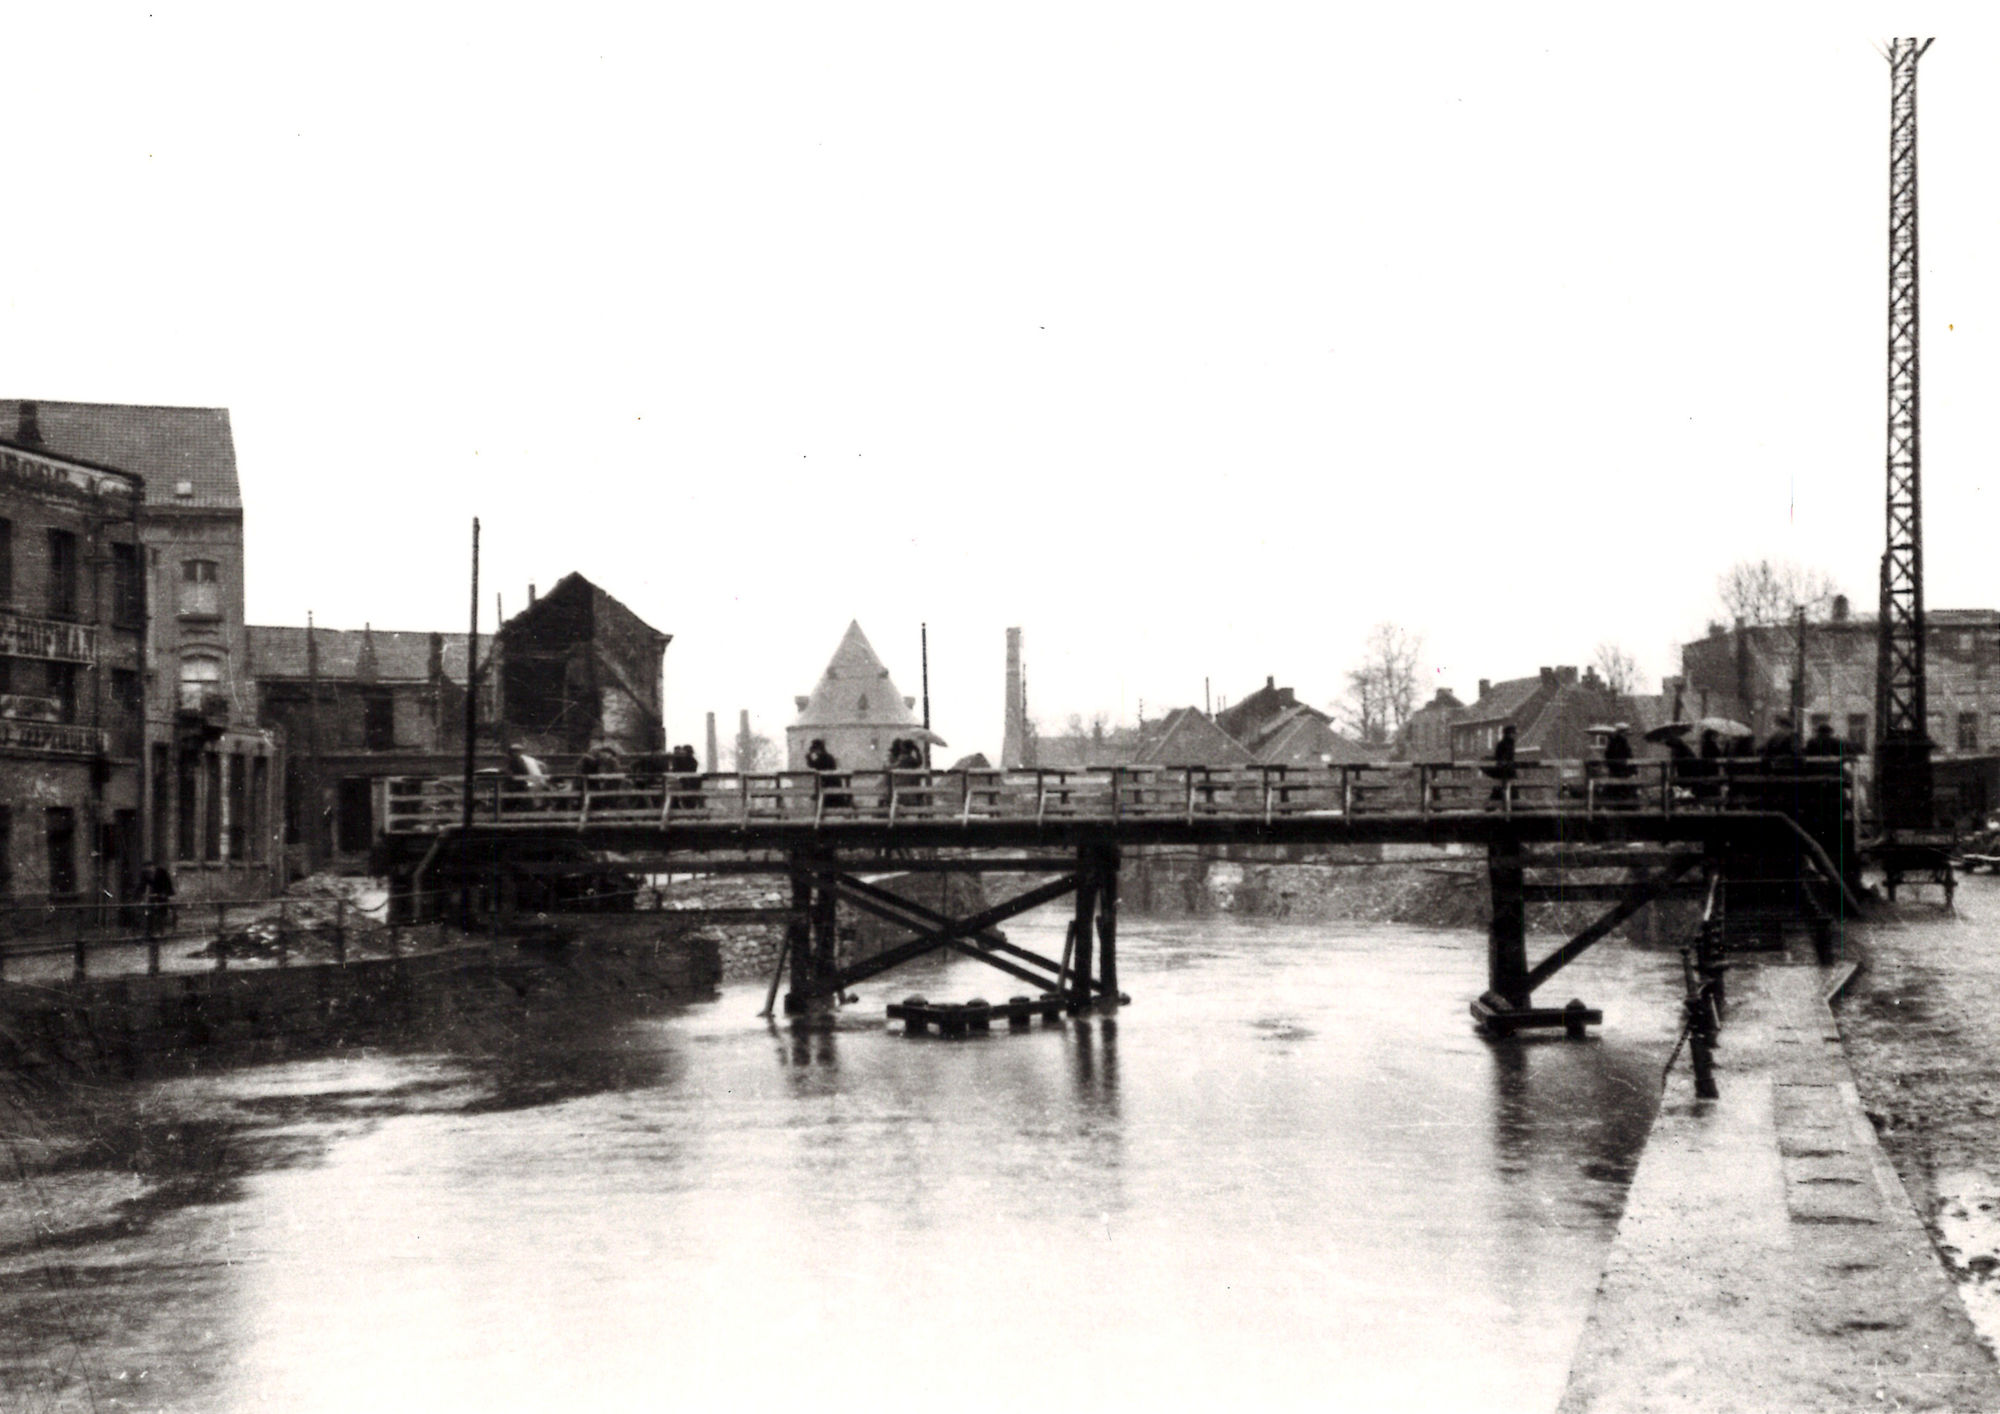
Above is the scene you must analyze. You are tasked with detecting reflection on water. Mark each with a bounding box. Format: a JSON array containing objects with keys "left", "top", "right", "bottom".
[{"left": 1, "top": 911, "right": 1682, "bottom": 1413}]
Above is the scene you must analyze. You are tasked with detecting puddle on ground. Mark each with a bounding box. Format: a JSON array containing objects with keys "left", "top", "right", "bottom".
[{"left": 1934, "top": 1169, "right": 2000, "bottom": 1357}]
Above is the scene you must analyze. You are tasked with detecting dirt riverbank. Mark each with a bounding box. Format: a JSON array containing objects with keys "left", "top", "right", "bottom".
[{"left": 1836, "top": 871, "right": 2000, "bottom": 1356}]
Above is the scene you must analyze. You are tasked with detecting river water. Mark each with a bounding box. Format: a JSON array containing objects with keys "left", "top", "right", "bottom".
[{"left": 2, "top": 912, "right": 1686, "bottom": 1413}]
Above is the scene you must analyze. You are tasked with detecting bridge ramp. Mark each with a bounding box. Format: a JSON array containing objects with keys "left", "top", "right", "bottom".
[{"left": 1557, "top": 964, "right": 1998, "bottom": 1412}]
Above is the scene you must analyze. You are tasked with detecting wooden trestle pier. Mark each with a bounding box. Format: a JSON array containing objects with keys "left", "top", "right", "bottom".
[{"left": 375, "top": 759, "right": 1859, "bottom": 1031}]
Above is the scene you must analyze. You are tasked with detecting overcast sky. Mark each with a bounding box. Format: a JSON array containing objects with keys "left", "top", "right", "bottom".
[{"left": 2, "top": 6, "right": 1996, "bottom": 760}]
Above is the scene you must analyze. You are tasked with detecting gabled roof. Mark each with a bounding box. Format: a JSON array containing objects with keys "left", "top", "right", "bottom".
[
  {"left": 247, "top": 625, "right": 489, "bottom": 684},
  {"left": 0, "top": 399, "right": 239, "bottom": 510},
  {"left": 1256, "top": 713, "right": 1379, "bottom": 767},
  {"left": 1131, "top": 707, "right": 1258, "bottom": 767},
  {"left": 1216, "top": 677, "right": 1324, "bottom": 747},
  {"left": 1457, "top": 676, "right": 1549, "bottom": 727},
  {"left": 792, "top": 621, "right": 917, "bottom": 728},
  {"left": 499, "top": 571, "right": 670, "bottom": 648}
]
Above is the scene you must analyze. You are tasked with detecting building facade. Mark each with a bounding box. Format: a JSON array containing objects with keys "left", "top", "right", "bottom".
[
  {"left": 496, "top": 573, "right": 669, "bottom": 761},
  {"left": 248, "top": 624, "right": 493, "bottom": 871},
  {"left": 0, "top": 438, "right": 146, "bottom": 911},
  {"left": 0, "top": 401, "right": 281, "bottom": 901}
]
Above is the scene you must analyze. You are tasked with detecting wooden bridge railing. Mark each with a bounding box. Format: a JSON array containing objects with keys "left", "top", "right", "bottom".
[{"left": 380, "top": 759, "right": 1851, "bottom": 836}]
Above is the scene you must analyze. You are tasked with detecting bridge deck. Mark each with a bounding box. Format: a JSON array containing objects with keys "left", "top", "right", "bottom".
[{"left": 378, "top": 760, "right": 1850, "bottom": 858}]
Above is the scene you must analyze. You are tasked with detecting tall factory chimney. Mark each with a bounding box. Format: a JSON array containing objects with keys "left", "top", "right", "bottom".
[
  {"left": 705, "top": 711, "right": 719, "bottom": 773},
  {"left": 1002, "top": 627, "right": 1027, "bottom": 768}
]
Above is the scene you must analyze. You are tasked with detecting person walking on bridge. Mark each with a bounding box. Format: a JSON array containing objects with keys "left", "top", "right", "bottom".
[
  {"left": 1485, "top": 723, "right": 1518, "bottom": 808},
  {"left": 806, "top": 738, "right": 850, "bottom": 810}
]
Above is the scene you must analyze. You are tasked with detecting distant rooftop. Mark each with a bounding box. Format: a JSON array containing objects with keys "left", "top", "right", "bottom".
[{"left": 0, "top": 399, "right": 239, "bottom": 510}]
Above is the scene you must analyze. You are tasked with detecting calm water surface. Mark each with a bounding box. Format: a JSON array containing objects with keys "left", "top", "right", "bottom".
[{"left": 2, "top": 912, "right": 1683, "bottom": 1413}]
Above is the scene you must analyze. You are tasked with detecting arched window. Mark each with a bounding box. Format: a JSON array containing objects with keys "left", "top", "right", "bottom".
[{"left": 178, "top": 654, "right": 224, "bottom": 711}]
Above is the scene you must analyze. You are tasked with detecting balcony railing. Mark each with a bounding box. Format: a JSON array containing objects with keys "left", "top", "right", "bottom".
[
  {"left": 0, "top": 608, "right": 96, "bottom": 664},
  {"left": 0, "top": 718, "right": 107, "bottom": 756}
]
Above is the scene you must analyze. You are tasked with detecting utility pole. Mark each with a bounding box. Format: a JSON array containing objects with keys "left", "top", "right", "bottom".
[
  {"left": 921, "top": 622, "right": 932, "bottom": 769},
  {"left": 1875, "top": 38, "right": 1936, "bottom": 832},
  {"left": 462, "top": 518, "right": 479, "bottom": 929},
  {"left": 306, "top": 610, "right": 321, "bottom": 873}
]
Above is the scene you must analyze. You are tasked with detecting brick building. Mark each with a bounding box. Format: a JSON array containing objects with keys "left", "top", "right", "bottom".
[
  {"left": 0, "top": 400, "right": 281, "bottom": 901},
  {"left": 496, "top": 573, "right": 669, "bottom": 760},
  {"left": 1399, "top": 687, "right": 1465, "bottom": 764},
  {"left": 248, "top": 624, "right": 494, "bottom": 870},
  {"left": 0, "top": 437, "right": 146, "bottom": 910},
  {"left": 1450, "top": 666, "right": 1633, "bottom": 764},
  {"left": 1681, "top": 603, "right": 2000, "bottom": 821}
]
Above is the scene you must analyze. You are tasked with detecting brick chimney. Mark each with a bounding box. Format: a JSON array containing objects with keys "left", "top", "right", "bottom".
[
  {"left": 16, "top": 400, "right": 40, "bottom": 446},
  {"left": 1478, "top": 678, "right": 1491, "bottom": 700}
]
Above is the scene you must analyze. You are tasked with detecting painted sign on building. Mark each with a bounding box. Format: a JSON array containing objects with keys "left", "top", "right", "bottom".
[
  {"left": 0, "top": 445, "right": 137, "bottom": 501},
  {"left": 0, "top": 719, "right": 104, "bottom": 755},
  {"left": 0, "top": 610, "right": 95, "bottom": 663}
]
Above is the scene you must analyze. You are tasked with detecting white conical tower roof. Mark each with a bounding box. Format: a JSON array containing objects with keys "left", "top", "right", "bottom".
[{"left": 792, "top": 621, "right": 917, "bottom": 728}]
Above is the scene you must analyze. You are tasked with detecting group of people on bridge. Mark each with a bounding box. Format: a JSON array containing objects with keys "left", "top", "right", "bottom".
[{"left": 1485, "top": 711, "right": 1847, "bottom": 809}]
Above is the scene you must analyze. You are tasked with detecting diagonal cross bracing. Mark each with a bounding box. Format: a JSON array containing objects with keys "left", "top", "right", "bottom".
[
  {"left": 829, "top": 873, "right": 1101, "bottom": 992},
  {"left": 824, "top": 872, "right": 1083, "bottom": 993}
]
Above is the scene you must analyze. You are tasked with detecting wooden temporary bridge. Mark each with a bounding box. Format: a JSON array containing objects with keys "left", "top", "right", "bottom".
[{"left": 375, "top": 758, "right": 1859, "bottom": 1035}]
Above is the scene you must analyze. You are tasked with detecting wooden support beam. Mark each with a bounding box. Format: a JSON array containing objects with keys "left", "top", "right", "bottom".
[
  {"left": 1096, "top": 844, "right": 1120, "bottom": 1003},
  {"left": 1521, "top": 882, "right": 1704, "bottom": 903},
  {"left": 829, "top": 874, "right": 1102, "bottom": 992},
  {"left": 1488, "top": 831, "right": 1529, "bottom": 1010},
  {"left": 1521, "top": 855, "right": 1702, "bottom": 994},
  {"left": 823, "top": 872, "right": 1084, "bottom": 993},
  {"left": 1071, "top": 850, "right": 1100, "bottom": 1006}
]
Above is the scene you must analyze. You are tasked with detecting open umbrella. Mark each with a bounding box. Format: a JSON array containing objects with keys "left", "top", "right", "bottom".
[
  {"left": 1696, "top": 716, "right": 1753, "bottom": 739},
  {"left": 910, "top": 727, "right": 949, "bottom": 747},
  {"left": 1586, "top": 723, "right": 1619, "bottom": 736},
  {"left": 1644, "top": 722, "right": 1693, "bottom": 744}
]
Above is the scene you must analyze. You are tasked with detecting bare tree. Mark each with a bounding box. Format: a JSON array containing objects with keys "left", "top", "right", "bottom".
[
  {"left": 728, "top": 729, "right": 777, "bottom": 772},
  {"left": 1593, "top": 642, "right": 1641, "bottom": 697},
  {"left": 1717, "top": 559, "right": 1840, "bottom": 627},
  {"left": 1339, "top": 622, "right": 1423, "bottom": 746}
]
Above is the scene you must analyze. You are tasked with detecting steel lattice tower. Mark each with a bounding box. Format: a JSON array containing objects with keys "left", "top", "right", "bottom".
[{"left": 1875, "top": 37, "right": 1935, "bottom": 831}]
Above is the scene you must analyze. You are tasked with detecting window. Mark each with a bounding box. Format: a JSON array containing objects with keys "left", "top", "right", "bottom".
[
  {"left": 227, "top": 754, "right": 247, "bottom": 861},
  {"left": 204, "top": 751, "right": 222, "bottom": 862},
  {"left": 249, "top": 756, "right": 268, "bottom": 862},
  {"left": 1846, "top": 714, "right": 1869, "bottom": 751},
  {"left": 150, "top": 743, "right": 170, "bottom": 867},
  {"left": 46, "top": 662, "right": 78, "bottom": 723},
  {"left": 0, "top": 805, "right": 11, "bottom": 896},
  {"left": 176, "top": 747, "right": 199, "bottom": 861},
  {"left": 45, "top": 807, "right": 76, "bottom": 899},
  {"left": 1959, "top": 712, "right": 1981, "bottom": 752},
  {"left": 0, "top": 517, "right": 11, "bottom": 604},
  {"left": 111, "top": 668, "right": 141, "bottom": 717},
  {"left": 0, "top": 657, "right": 9, "bottom": 695},
  {"left": 111, "top": 542, "right": 142, "bottom": 625},
  {"left": 363, "top": 690, "right": 395, "bottom": 751},
  {"left": 46, "top": 530, "right": 78, "bottom": 618},
  {"left": 178, "top": 558, "right": 220, "bottom": 619},
  {"left": 179, "top": 654, "right": 224, "bottom": 711}
]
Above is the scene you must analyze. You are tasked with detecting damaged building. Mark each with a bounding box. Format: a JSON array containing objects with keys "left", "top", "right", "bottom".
[{"left": 248, "top": 624, "right": 495, "bottom": 872}]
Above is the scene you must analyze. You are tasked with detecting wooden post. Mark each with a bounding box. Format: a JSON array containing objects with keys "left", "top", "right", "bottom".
[
  {"left": 1487, "top": 830, "right": 1529, "bottom": 1010},
  {"left": 215, "top": 900, "right": 228, "bottom": 972},
  {"left": 335, "top": 898, "right": 347, "bottom": 966},
  {"left": 811, "top": 871, "right": 839, "bottom": 1000},
  {"left": 1071, "top": 851, "right": 1100, "bottom": 1009},
  {"left": 72, "top": 910, "right": 86, "bottom": 983},
  {"left": 783, "top": 866, "right": 813, "bottom": 1013},
  {"left": 276, "top": 899, "right": 289, "bottom": 967},
  {"left": 1095, "top": 843, "right": 1120, "bottom": 1004}
]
